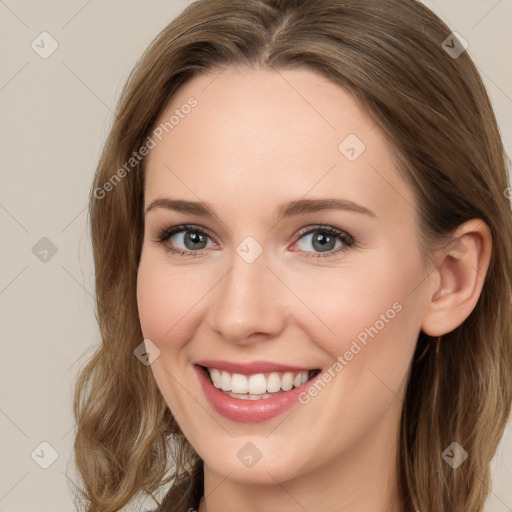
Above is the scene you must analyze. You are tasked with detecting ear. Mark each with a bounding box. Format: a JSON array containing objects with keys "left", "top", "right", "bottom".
[{"left": 421, "top": 219, "right": 492, "bottom": 337}]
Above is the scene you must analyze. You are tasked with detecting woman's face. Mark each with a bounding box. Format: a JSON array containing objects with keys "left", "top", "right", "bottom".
[{"left": 137, "top": 67, "right": 432, "bottom": 485}]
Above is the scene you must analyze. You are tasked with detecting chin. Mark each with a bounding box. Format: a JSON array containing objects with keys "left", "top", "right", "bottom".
[{"left": 200, "top": 440, "right": 312, "bottom": 485}]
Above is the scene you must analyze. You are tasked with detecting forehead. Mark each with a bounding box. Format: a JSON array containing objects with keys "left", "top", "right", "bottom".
[{"left": 143, "top": 66, "right": 416, "bottom": 223}]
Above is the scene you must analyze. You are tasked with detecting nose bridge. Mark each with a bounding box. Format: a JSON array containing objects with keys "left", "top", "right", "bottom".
[{"left": 209, "top": 245, "right": 284, "bottom": 343}]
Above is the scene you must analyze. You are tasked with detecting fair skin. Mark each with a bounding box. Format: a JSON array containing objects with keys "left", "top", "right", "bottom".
[{"left": 136, "top": 66, "right": 491, "bottom": 512}]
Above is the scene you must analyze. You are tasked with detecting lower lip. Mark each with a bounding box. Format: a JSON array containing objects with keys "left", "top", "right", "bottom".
[{"left": 195, "top": 365, "right": 318, "bottom": 423}]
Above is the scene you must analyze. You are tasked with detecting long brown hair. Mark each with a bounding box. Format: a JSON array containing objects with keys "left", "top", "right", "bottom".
[{"left": 72, "top": 1, "right": 512, "bottom": 510}]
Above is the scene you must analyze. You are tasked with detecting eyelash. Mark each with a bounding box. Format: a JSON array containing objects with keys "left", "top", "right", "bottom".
[{"left": 152, "top": 224, "right": 355, "bottom": 259}]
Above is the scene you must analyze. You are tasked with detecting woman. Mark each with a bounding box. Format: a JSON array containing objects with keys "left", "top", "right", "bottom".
[{"left": 73, "top": 1, "right": 512, "bottom": 511}]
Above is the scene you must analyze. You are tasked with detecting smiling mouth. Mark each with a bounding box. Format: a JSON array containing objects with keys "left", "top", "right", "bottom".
[{"left": 199, "top": 365, "right": 321, "bottom": 400}]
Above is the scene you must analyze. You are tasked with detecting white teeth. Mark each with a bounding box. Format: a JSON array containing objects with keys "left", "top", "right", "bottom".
[
  {"left": 206, "top": 368, "right": 313, "bottom": 397},
  {"left": 281, "top": 372, "right": 294, "bottom": 391},
  {"left": 248, "top": 374, "right": 267, "bottom": 394},
  {"left": 225, "top": 391, "right": 275, "bottom": 400},
  {"left": 221, "top": 371, "right": 231, "bottom": 391},
  {"left": 267, "top": 372, "right": 281, "bottom": 393},
  {"left": 209, "top": 368, "right": 222, "bottom": 388},
  {"left": 231, "top": 373, "right": 248, "bottom": 394}
]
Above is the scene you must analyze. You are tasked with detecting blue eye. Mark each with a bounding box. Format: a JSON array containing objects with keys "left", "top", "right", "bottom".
[
  {"left": 154, "top": 224, "right": 213, "bottom": 257},
  {"left": 153, "top": 224, "right": 354, "bottom": 259},
  {"left": 294, "top": 226, "right": 354, "bottom": 258}
]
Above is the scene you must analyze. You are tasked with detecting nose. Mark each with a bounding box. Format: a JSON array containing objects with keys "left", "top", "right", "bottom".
[{"left": 208, "top": 249, "right": 286, "bottom": 345}]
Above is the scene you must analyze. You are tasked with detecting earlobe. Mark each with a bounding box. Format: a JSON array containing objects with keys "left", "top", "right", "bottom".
[{"left": 421, "top": 219, "right": 492, "bottom": 337}]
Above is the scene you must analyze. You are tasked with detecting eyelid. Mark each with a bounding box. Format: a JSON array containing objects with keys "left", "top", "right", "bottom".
[
  {"left": 295, "top": 224, "right": 354, "bottom": 242},
  {"left": 153, "top": 223, "right": 214, "bottom": 240}
]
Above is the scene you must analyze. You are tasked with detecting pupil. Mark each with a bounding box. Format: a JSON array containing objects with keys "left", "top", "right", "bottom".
[
  {"left": 185, "top": 231, "right": 206, "bottom": 250},
  {"left": 313, "top": 233, "right": 334, "bottom": 252}
]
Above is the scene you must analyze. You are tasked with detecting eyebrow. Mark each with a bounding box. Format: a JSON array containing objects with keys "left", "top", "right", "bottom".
[{"left": 145, "top": 197, "right": 377, "bottom": 220}]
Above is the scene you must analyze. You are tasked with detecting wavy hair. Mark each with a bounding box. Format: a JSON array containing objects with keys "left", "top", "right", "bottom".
[{"left": 72, "top": 0, "right": 512, "bottom": 510}]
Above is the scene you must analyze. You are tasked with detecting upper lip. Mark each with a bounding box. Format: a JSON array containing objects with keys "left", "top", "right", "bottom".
[{"left": 195, "top": 359, "right": 316, "bottom": 375}]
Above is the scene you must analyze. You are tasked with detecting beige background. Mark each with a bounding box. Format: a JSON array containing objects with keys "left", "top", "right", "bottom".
[{"left": 1, "top": 1, "right": 511, "bottom": 511}]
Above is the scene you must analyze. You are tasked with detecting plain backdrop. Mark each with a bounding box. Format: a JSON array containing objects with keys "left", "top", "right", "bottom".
[{"left": 1, "top": 1, "right": 511, "bottom": 511}]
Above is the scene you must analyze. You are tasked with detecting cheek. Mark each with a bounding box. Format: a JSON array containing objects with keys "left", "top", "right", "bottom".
[
  {"left": 285, "top": 250, "right": 423, "bottom": 367},
  {"left": 136, "top": 266, "right": 172, "bottom": 342},
  {"left": 136, "top": 259, "right": 202, "bottom": 424},
  {"left": 136, "top": 257, "right": 202, "bottom": 345},
  {"left": 293, "top": 262, "right": 418, "bottom": 343},
  {"left": 282, "top": 257, "right": 423, "bottom": 453}
]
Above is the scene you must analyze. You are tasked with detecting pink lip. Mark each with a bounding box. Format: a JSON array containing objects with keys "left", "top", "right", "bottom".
[
  {"left": 194, "top": 359, "right": 313, "bottom": 375},
  {"left": 194, "top": 364, "right": 320, "bottom": 423}
]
